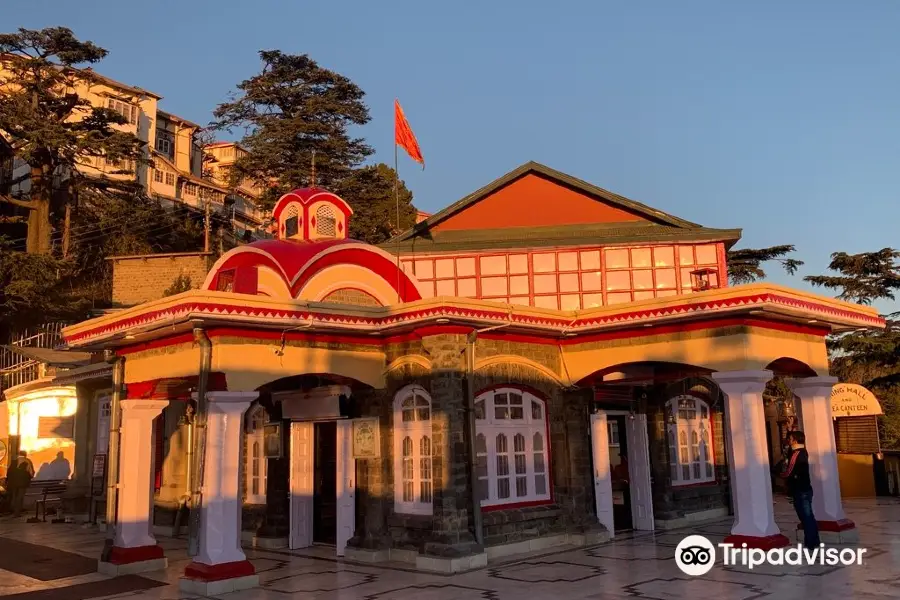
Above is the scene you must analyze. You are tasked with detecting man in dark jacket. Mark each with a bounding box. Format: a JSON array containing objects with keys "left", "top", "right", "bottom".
[
  {"left": 780, "top": 431, "right": 820, "bottom": 548},
  {"left": 8, "top": 453, "right": 34, "bottom": 517}
]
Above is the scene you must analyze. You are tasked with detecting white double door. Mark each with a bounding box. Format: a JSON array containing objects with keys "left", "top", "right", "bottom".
[
  {"left": 289, "top": 420, "right": 356, "bottom": 555},
  {"left": 590, "top": 411, "right": 655, "bottom": 536}
]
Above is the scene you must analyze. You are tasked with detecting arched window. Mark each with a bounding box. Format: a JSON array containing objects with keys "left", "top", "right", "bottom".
[
  {"left": 666, "top": 395, "right": 715, "bottom": 485},
  {"left": 245, "top": 405, "right": 269, "bottom": 504},
  {"left": 283, "top": 204, "right": 300, "bottom": 238},
  {"left": 393, "top": 385, "right": 433, "bottom": 515},
  {"left": 316, "top": 205, "right": 336, "bottom": 237},
  {"left": 474, "top": 388, "right": 550, "bottom": 508}
]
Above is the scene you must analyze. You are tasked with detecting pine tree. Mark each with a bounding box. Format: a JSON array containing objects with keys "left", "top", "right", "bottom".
[
  {"left": 727, "top": 244, "right": 804, "bottom": 284},
  {"left": 805, "top": 248, "right": 900, "bottom": 448},
  {"left": 212, "top": 50, "right": 419, "bottom": 245},
  {"left": 0, "top": 27, "right": 148, "bottom": 254}
]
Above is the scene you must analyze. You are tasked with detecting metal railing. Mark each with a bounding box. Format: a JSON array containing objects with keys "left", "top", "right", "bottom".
[{"left": 0, "top": 322, "right": 67, "bottom": 391}]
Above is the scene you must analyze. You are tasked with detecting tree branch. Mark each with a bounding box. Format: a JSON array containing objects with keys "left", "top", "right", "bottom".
[{"left": 0, "top": 194, "right": 37, "bottom": 210}]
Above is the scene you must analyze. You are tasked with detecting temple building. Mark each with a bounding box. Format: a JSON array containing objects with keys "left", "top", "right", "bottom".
[{"left": 60, "top": 162, "right": 884, "bottom": 592}]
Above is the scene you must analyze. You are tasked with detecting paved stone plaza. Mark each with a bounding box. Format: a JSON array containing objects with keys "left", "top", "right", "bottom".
[{"left": 1, "top": 497, "right": 898, "bottom": 600}]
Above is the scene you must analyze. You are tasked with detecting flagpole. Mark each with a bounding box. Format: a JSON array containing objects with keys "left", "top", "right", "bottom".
[{"left": 394, "top": 140, "right": 401, "bottom": 304}]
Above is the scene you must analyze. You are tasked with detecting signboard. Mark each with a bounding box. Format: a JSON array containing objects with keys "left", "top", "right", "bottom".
[
  {"left": 352, "top": 418, "right": 380, "bottom": 459},
  {"left": 264, "top": 423, "right": 283, "bottom": 459},
  {"left": 831, "top": 383, "right": 883, "bottom": 418},
  {"left": 91, "top": 454, "right": 106, "bottom": 497}
]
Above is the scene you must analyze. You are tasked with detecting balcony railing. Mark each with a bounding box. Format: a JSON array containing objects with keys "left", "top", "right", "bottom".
[{"left": 0, "top": 322, "right": 66, "bottom": 392}]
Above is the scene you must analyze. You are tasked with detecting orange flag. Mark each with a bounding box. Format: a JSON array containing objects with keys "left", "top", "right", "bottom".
[{"left": 395, "top": 99, "right": 424, "bottom": 168}]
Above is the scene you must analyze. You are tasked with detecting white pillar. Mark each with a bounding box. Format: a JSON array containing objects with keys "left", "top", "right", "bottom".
[
  {"left": 712, "top": 370, "right": 789, "bottom": 549},
  {"left": 787, "top": 376, "right": 857, "bottom": 542},
  {"left": 181, "top": 391, "right": 258, "bottom": 595},
  {"left": 99, "top": 399, "right": 169, "bottom": 575}
]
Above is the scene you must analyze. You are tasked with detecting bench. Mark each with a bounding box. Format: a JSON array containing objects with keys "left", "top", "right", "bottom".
[{"left": 25, "top": 480, "right": 68, "bottom": 523}]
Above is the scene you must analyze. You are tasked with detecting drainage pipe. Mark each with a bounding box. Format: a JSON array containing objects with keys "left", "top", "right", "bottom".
[{"left": 187, "top": 327, "right": 211, "bottom": 557}]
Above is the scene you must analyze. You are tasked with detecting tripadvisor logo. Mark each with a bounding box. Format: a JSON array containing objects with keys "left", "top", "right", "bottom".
[{"left": 675, "top": 535, "right": 867, "bottom": 575}]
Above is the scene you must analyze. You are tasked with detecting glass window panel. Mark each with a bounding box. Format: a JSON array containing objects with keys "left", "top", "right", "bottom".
[
  {"left": 533, "top": 274, "right": 557, "bottom": 294},
  {"left": 634, "top": 291, "right": 655, "bottom": 300},
  {"left": 559, "top": 273, "right": 579, "bottom": 292},
  {"left": 481, "top": 276, "right": 507, "bottom": 296},
  {"left": 604, "top": 248, "right": 629, "bottom": 269},
  {"left": 419, "top": 280, "right": 435, "bottom": 299},
  {"left": 510, "top": 275, "right": 530, "bottom": 295},
  {"left": 532, "top": 402, "right": 543, "bottom": 421},
  {"left": 533, "top": 253, "right": 556, "bottom": 273},
  {"left": 678, "top": 246, "right": 695, "bottom": 266},
  {"left": 435, "top": 258, "right": 455, "bottom": 278},
  {"left": 456, "top": 257, "right": 476, "bottom": 277},
  {"left": 632, "top": 270, "right": 653, "bottom": 289},
  {"left": 580, "top": 250, "right": 601, "bottom": 270},
  {"left": 558, "top": 252, "right": 578, "bottom": 271},
  {"left": 495, "top": 405, "right": 509, "bottom": 419},
  {"left": 708, "top": 271, "right": 719, "bottom": 287},
  {"left": 457, "top": 278, "right": 477, "bottom": 297},
  {"left": 535, "top": 474, "right": 547, "bottom": 495},
  {"left": 681, "top": 267, "right": 696, "bottom": 288},
  {"left": 631, "top": 248, "right": 652, "bottom": 268},
  {"left": 510, "top": 405, "right": 524, "bottom": 419},
  {"left": 654, "top": 246, "right": 675, "bottom": 267},
  {"left": 534, "top": 295, "right": 558, "bottom": 309},
  {"left": 509, "top": 393, "right": 523, "bottom": 405},
  {"left": 480, "top": 255, "right": 507, "bottom": 276},
  {"left": 509, "top": 254, "right": 529, "bottom": 274},
  {"left": 706, "top": 463, "right": 714, "bottom": 478},
  {"left": 509, "top": 296, "right": 530, "bottom": 306},
  {"left": 606, "top": 270, "right": 631, "bottom": 291},
  {"left": 560, "top": 294, "right": 581, "bottom": 310},
  {"left": 435, "top": 279, "right": 455, "bottom": 296},
  {"left": 655, "top": 268, "right": 676, "bottom": 289},
  {"left": 696, "top": 244, "right": 717, "bottom": 265},
  {"left": 475, "top": 400, "right": 485, "bottom": 420},
  {"left": 582, "top": 293, "right": 603, "bottom": 308},
  {"left": 581, "top": 271, "right": 603, "bottom": 292},
  {"left": 498, "top": 478, "right": 510, "bottom": 499},
  {"left": 414, "top": 260, "right": 433, "bottom": 279},
  {"left": 607, "top": 292, "right": 632, "bottom": 305},
  {"left": 514, "top": 434, "right": 526, "bottom": 453},
  {"left": 516, "top": 477, "right": 528, "bottom": 497},
  {"left": 657, "top": 289, "right": 678, "bottom": 297}
]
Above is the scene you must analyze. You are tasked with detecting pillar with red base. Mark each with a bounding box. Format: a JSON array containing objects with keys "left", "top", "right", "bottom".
[
  {"left": 712, "top": 370, "right": 790, "bottom": 550},
  {"left": 180, "top": 392, "right": 259, "bottom": 595},
  {"left": 787, "top": 376, "right": 858, "bottom": 543},
  {"left": 98, "top": 399, "right": 169, "bottom": 575}
]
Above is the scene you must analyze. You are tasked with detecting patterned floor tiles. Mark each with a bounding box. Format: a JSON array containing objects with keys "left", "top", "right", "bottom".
[{"left": 0, "top": 497, "right": 898, "bottom": 600}]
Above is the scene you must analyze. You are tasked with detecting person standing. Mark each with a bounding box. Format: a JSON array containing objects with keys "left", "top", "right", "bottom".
[
  {"left": 8, "top": 453, "right": 34, "bottom": 517},
  {"left": 781, "top": 431, "right": 820, "bottom": 548}
]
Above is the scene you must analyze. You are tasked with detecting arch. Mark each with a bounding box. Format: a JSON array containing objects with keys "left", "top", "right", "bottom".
[
  {"left": 393, "top": 384, "right": 433, "bottom": 515},
  {"left": 384, "top": 355, "right": 433, "bottom": 375},
  {"left": 201, "top": 246, "right": 291, "bottom": 292},
  {"left": 297, "top": 264, "right": 396, "bottom": 306},
  {"left": 765, "top": 357, "right": 818, "bottom": 378},
  {"left": 289, "top": 244, "right": 424, "bottom": 303},
  {"left": 256, "top": 265, "right": 292, "bottom": 299},
  {"left": 474, "top": 355, "right": 565, "bottom": 386}
]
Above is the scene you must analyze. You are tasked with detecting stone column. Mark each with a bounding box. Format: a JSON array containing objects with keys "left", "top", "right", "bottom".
[
  {"left": 180, "top": 392, "right": 258, "bottom": 595},
  {"left": 99, "top": 399, "right": 169, "bottom": 575},
  {"left": 787, "top": 377, "right": 857, "bottom": 542},
  {"left": 712, "top": 370, "right": 789, "bottom": 549}
]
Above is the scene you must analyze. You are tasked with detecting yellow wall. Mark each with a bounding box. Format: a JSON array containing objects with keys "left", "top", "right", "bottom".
[
  {"left": 6, "top": 387, "right": 78, "bottom": 480},
  {"left": 836, "top": 453, "right": 876, "bottom": 497}
]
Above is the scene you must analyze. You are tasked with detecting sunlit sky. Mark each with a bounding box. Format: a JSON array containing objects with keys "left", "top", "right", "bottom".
[{"left": 10, "top": 1, "right": 900, "bottom": 312}]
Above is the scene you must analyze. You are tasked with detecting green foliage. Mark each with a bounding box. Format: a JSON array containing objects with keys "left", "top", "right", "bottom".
[
  {"left": 336, "top": 164, "right": 416, "bottom": 245},
  {"left": 212, "top": 50, "right": 420, "bottom": 245},
  {"left": 212, "top": 50, "right": 372, "bottom": 209},
  {"left": 727, "top": 244, "right": 803, "bottom": 285},
  {"left": 807, "top": 248, "right": 900, "bottom": 449},
  {"left": 0, "top": 27, "right": 149, "bottom": 254},
  {"left": 163, "top": 274, "right": 193, "bottom": 297}
]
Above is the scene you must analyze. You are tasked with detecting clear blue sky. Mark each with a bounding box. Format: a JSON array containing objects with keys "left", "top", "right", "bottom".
[{"left": 10, "top": 1, "right": 900, "bottom": 312}]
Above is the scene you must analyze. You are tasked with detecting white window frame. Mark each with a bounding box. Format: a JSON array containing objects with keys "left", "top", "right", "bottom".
[
  {"left": 474, "top": 387, "right": 551, "bottom": 508},
  {"left": 245, "top": 405, "right": 268, "bottom": 504},
  {"left": 393, "top": 384, "right": 433, "bottom": 516},
  {"left": 608, "top": 420, "right": 620, "bottom": 447},
  {"left": 666, "top": 395, "right": 715, "bottom": 486}
]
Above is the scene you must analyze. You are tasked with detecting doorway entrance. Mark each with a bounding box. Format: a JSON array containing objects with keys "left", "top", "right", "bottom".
[
  {"left": 591, "top": 410, "right": 654, "bottom": 537},
  {"left": 313, "top": 421, "right": 337, "bottom": 545},
  {"left": 289, "top": 419, "right": 356, "bottom": 555}
]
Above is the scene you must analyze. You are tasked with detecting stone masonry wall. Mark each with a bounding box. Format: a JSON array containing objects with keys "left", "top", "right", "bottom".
[{"left": 110, "top": 252, "right": 214, "bottom": 307}]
